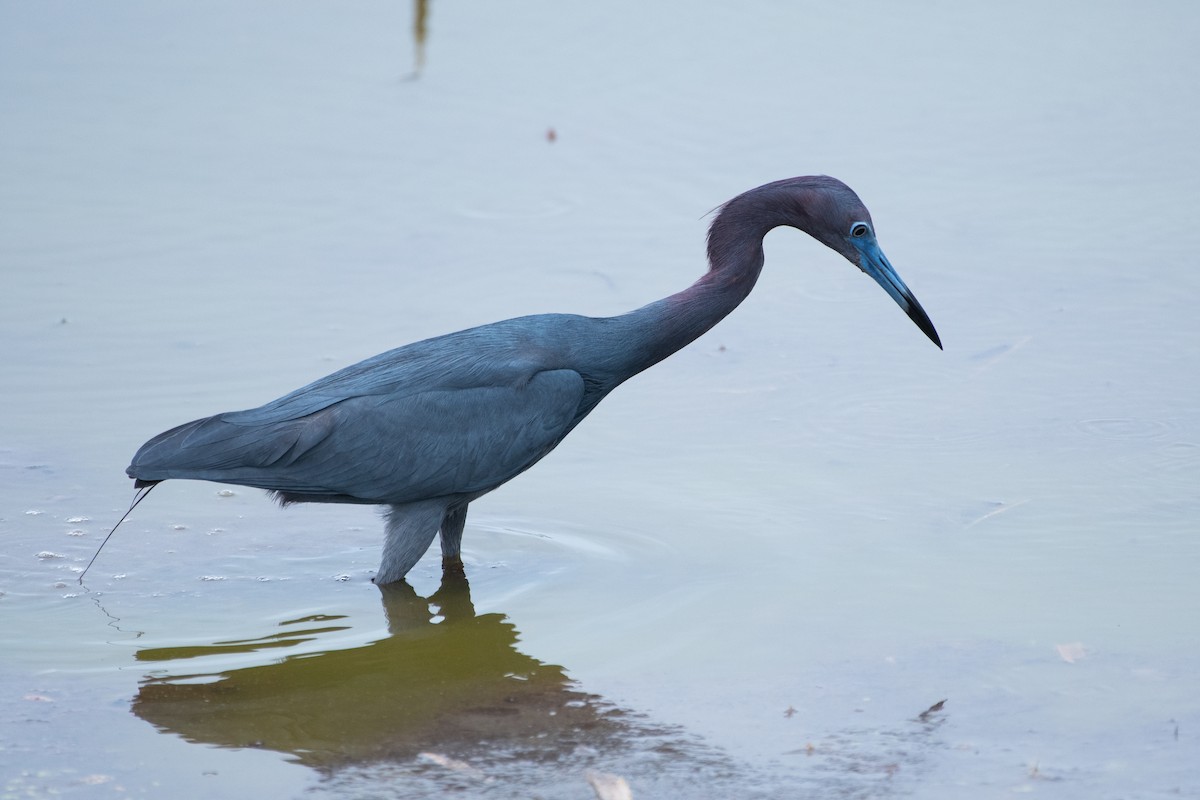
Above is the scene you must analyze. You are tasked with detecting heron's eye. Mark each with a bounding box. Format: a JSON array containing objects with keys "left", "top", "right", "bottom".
[{"left": 850, "top": 223, "right": 870, "bottom": 238}]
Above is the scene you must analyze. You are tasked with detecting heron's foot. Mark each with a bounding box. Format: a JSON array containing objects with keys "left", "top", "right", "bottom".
[{"left": 441, "top": 554, "right": 465, "bottom": 577}]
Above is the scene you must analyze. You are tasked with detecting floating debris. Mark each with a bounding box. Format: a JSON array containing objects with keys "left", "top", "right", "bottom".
[
  {"left": 1056, "top": 642, "right": 1086, "bottom": 663},
  {"left": 587, "top": 770, "right": 633, "bottom": 800},
  {"left": 917, "top": 699, "right": 946, "bottom": 721},
  {"left": 418, "top": 752, "right": 487, "bottom": 780}
]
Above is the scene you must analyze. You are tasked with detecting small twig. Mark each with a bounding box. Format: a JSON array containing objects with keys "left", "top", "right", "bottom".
[
  {"left": 917, "top": 699, "right": 946, "bottom": 721},
  {"left": 965, "top": 499, "right": 1029, "bottom": 530}
]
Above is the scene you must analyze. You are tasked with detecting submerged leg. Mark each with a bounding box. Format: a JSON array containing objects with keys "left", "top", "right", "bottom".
[
  {"left": 376, "top": 500, "right": 446, "bottom": 584},
  {"left": 439, "top": 504, "right": 468, "bottom": 572}
]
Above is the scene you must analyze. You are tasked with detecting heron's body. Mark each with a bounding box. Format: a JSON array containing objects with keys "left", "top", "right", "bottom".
[{"left": 127, "top": 176, "right": 941, "bottom": 583}]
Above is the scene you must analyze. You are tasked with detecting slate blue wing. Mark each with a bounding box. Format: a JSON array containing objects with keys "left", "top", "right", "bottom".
[{"left": 128, "top": 368, "right": 587, "bottom": 504}]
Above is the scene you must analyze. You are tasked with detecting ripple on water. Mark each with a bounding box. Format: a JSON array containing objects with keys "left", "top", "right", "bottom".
[
  {"left": 472, "top": 516, "right": 676, "bottom": 569},
  {"left": 1104, "top": 440, "right": 1200, "bottom": 490},
  {"left": 1075, "top": 417, "right": 1179, "bottom": 441},
  {"left": 1156, "top": 440, "right": 1200, "bottom": 471},
  {"left": 1073, "top": 416, "right": 1198, "bottom": 486},
  {"left": 813, "top": 386, "right": 986, "bottom": 449},
  {"left": 1036, "top": 414, "right": 1199, "bottom": 533}
]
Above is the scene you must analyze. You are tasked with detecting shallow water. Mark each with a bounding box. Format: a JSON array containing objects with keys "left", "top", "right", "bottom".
[{"left": 3, "top": 1, "right": 1199, "bottom": 797}]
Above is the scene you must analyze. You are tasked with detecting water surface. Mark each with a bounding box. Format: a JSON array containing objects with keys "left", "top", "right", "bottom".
[{"left": 2, "top": 2, "right": 1198, "bottom": 797}]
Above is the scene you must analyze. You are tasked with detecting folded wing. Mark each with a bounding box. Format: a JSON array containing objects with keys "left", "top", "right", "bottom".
[{"left": 128, "top": 367, "right": 586, "bottom": 504}]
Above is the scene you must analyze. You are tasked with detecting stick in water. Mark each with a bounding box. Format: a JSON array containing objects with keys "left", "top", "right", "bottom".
[{"left": 78, "top": 482, "right": 157, "bottom": 584}]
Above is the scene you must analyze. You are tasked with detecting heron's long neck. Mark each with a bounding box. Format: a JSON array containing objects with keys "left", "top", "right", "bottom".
[{"left": 604, "top": 194, "right": 785, "bottom": 380}]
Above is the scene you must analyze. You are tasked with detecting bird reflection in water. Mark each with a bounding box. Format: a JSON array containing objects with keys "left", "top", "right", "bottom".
[
  {"left": 131, "top": 572, "right": 949, "bottom": 795},
  {"left": 132, "top": 571, "right": 689, "bottom": 776}
]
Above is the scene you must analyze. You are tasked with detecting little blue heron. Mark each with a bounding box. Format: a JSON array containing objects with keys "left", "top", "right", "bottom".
[{"left": 115, "top": 176, "right": 941, "bottom": 584}]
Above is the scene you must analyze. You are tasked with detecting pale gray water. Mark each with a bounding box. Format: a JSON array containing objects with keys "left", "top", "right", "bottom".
[{"left": 2, "top": 2, "right": 1199, "bottom": 798}]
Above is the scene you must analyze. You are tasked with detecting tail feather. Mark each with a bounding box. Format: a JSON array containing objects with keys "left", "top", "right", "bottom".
[{"left": 127, "top": 408, "right": 338, "bottom": 490}]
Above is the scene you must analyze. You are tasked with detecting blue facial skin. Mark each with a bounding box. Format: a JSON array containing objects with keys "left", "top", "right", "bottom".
[{"left": 847, "top": 222, "right": 942, "bottom": 349}]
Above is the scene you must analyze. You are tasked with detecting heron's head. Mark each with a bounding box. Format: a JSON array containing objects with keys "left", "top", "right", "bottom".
[
  {"left": 789, "top": 176, "right": 942, "bottom": 349},
  {"left": 707, "top": 175, "right": 941, "bottom": 349}
]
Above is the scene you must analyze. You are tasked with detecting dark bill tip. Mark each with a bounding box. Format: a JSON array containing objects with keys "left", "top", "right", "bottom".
[{"left": 904, "top": 295, "right": 942, "bottom": 349}]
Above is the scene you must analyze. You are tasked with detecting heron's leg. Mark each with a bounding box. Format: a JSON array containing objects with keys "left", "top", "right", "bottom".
[
  {"left": 439, "top": 504, "right": 468, "bottom": 571},
  {"left": 376, "top": 501, "right": 445, "bottom": 584}
]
